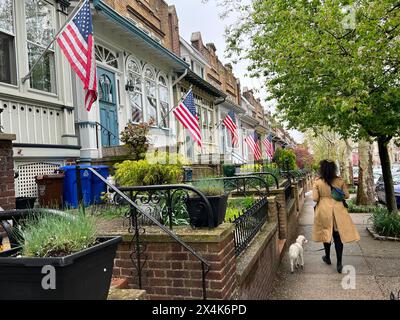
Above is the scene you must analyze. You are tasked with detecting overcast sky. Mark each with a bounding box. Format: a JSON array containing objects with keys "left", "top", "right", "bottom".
[{"left": 168, "top": 0, "right": 304, "bottom": 143}]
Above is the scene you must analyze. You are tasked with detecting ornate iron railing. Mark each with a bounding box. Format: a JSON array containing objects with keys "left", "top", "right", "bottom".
[
  {"left": 228, "top": 197, "right": 269, "bottom": 256},
  {"left": 84, "top": 168, "right": 211, "bottom": 300},
  {"left": 235, "top": 172, "right": 280, "bottom": 189}
]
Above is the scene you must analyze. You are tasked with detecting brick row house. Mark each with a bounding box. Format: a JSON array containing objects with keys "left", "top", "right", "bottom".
[{"left": 0, "top": 0, "right": 297, "bottom": 202}]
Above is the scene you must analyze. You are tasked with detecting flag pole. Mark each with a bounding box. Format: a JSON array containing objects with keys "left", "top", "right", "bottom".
[
  {"left": 21, "top": 0, "right": 86, "bottom": 84},
  {"left": 157, "top": 84, "right": 193, "bottom": 127}
]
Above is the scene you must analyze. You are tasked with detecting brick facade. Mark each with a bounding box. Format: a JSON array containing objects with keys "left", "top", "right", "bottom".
[
  {"left": 0, "top": 134, "right": 16, "bottom": 210},
  {"left": 102, "top": 0, "right": 180, "bottom": 55},
  {"left": 190, "top": 32, "right": 241, "bottom": 105},
  {"left": 112, "top": 225, "right": 237, "bottom": 300}
]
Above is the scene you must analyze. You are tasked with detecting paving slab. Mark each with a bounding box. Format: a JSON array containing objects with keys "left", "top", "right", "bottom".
[
  {"left": 270, "top": 274, "right": 385, "bottom": 300},
  {"left": 268, "top": 193, "right": 399, "bottom": 300}
]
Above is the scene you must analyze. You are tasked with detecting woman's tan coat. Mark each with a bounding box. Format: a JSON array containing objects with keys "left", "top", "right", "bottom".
[{"left": 312, "top": 177, "right": 360, "bottom": 244}]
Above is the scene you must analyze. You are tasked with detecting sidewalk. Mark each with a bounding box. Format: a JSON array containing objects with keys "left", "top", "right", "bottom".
[{"left": 269, "top": 193, "right": 400, "bottom": 300}]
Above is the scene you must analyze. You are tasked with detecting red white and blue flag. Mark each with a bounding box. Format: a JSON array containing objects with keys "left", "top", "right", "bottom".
[
  {"left": 262, "top": 134, "right": 275, "bottom": 159},
  {"left": 57, "top": 0, "right": 97, "bottom": 111},
  {"left": 223, "top": 110, "right": 239, "bottom": 147},
  {"left": 173, "top": 89, "right": 202, "bottom": 147},
  {"left": 245, "top": 131, "right": 262, "bottom": 161}
]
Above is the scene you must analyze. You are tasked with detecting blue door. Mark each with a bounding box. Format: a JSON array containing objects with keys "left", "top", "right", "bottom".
[{"left": 98, "top": 67, "right": 119, "bottom": 147}]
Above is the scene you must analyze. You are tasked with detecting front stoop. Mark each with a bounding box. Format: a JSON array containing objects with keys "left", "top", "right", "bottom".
[{"left": 108, "top": 288, "right": 147, "bottom": 300}]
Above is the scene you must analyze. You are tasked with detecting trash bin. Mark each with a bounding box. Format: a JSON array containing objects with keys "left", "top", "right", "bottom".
[
  {"left": 183, "top": 166, "right": 193, "bottom": 182},
  {"left": 91, "top": 165, "right": 110, "bottom": 204},
  {"left": 59, "top": 166, "right": 92, "bottom": 208},
  {"left": 35, "top": 174, "right": 64, "bottom": 208}
]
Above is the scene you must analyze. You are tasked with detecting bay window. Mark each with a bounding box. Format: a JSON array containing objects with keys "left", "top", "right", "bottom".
[
  {"left": 0, "top": 0, "right": 16, "bottom": 85},
  {"left": 25, "top": 0, "right": 56, "bottom": 93}
]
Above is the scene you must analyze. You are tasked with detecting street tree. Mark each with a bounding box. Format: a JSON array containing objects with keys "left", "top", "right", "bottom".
[{"left": 223, "top": 0, "right": 400, "bottom": 212}]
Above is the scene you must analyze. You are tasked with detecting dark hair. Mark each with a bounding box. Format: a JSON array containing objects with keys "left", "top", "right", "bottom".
[{"left": 319, "top": 160, "right": 338, "bottom": 185}]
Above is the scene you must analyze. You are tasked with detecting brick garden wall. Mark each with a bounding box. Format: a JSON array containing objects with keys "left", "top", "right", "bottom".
[
  {"left": 111, "top": 224, "right": 237, "bottom": 300},
  {"left": 0, "top": 134, "right": 16, "bottom": 210}
]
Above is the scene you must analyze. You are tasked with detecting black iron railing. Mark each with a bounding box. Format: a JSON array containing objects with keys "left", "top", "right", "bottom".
[
  {"left": 82, "top": 167, "right": 211, "bottom": 300},
  {"left": 283, "top": 179, "right": 293, "bottom": 205},
  {"left": 229, "top": 197, "right": 269, "bottom": 256},
  {"left": 94, "top": 121, "right": 123, "bottom": 148},
  {"left": 235, "top": 172, "right": 280, "bottom": 189}
]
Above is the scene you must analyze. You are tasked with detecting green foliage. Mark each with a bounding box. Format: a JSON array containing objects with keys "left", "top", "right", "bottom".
[
  {"left": 371, "top": 210, "right": 400, "bottom": 238},
  {"left": 347, "top": 199, "right": 383, "bottom": 214},
  {"left": 241, "top": 164, "right": 263, "bottom": 173},
  {"left": 161, "top": 191, "right": 190, "bottom": 226},
  {"left": 114, "top": 152, "right": 187, "bottom": 186},
  {"left": 273, "top": 148, "right": 297, "bottom": 170},
  {"left": 225, "top": 196, "right": 257, "bottom": 222},
  {"left": 16, "top": 212, "right": 97, "bottom": 257},
  {"left": 120, "top": 122, "right": 151, "bottom": 160},
  {"left": 191, "top": 179, "right": 225, "bottom": 196},
  {"left": 90, "top": 205, "right": 129, "bottom": 220},
  {"left": 225, "top": 207, "right": 242, "bottom": 222},
  {"left": 223, "top": 164, "right": 236, "bottom": 177}
]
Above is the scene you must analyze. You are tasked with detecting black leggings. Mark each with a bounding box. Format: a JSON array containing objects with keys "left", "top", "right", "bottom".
[{"left": 323, "top": 230, "right": 343, "bottom": 265}]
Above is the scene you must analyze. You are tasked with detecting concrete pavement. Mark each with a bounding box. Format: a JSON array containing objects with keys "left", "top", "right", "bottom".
[{"left": 269, "top": 193, "right": 400, "bottom": 300}]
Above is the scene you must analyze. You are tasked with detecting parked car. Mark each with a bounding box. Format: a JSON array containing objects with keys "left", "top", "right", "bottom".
[{"left": 375, "top": 173, "right": 400, "bottom": 206}]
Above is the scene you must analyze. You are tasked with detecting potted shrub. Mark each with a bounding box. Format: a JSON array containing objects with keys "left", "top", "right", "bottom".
[
  {"left": 186, "top": 180, "right": 228, "bottom": 228},
  {"left": 0, "top": 210, "right": 121, "bottom": 300}
]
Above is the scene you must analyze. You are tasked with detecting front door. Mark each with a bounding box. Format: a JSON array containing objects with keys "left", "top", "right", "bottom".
[{"left": 98, "top": 67, "right": 119, "bottom": 147}]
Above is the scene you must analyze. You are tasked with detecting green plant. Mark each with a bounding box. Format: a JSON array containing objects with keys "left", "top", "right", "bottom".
[
  {"left": 371, "top": 210, "right": 400, "bottom": 238},
  {"left": 347, "top": 199, "right": 385, "bottom": 214},
  {"left": 115, "top": 152, "right": 186, "bottom": 186},
  {"left": 120, "top": 122, "right": 152, "bottom": 160},
  {"left": 191, "top": 179, "right": 225, "bottom": 196},
  {"left": 15, "top": 212, "right": 97, "bottom": 257},
  {"left": 225, "top": 207, "right": 242, "bottom": 222},
  {"left": 223, "top": 164, "right": 236, "bottom": 177},
  {"left": 90, "top": 205, "right": 130, "bottom": 220},
  {"left": 161, "top": 191, "right": 190, "bottom": 226},
  {"left": 273, "top": 148, "right": 297, "bottom": 170}
]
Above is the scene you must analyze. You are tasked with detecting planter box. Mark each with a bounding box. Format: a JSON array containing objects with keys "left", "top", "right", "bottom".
[
  {"left": 0, "top": 236, "right": 122, "bottom": 300},
  {"left": 186, "top": 194, "right": 228, "bottom": 228}
]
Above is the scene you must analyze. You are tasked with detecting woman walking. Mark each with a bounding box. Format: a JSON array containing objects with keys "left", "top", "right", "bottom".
[{"left": 312, "top": 160, "right": 360, "bottom": 273}]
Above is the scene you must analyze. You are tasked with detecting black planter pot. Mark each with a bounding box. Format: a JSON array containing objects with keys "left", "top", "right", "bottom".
[
  {"left": 15, "top": 197, "right": 36, "bottom": 209},
  {"left": 186, "top": 194, "right": 228, "bottom": 228},
  {"left": 0, "top": 236, "right": 122, "bottom": 300}
]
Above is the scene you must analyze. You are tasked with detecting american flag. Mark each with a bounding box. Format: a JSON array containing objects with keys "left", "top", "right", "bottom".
[
  {"left": 57, "top": 0, "right": 97, "bottom": 111},
  {"left": 173, "top": 89, "right": 202, "bottom": 147},
  {"left": 223, "top": 110, "right": 239, "bottom": 147},
  {"left": 245, "top": 131, "right": 262, "bottom": 161},
  {"left": 262, "top": 134, "right": 275, "bottom": 159}
]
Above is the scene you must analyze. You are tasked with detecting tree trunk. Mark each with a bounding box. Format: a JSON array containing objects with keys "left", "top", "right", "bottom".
[
  {"left": 377, "top": 136, "right": 397, "bottom": 213},
  {"left": 356, "top": 140, "right": 375, "bottom": 205},
  {"left": 345, "top": 140, "right": 353, "bottom": 185}
]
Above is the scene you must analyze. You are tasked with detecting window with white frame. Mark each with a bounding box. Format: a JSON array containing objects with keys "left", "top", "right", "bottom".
[
  {"left": 25, "top": 0, "right": 56, "bottom": 93},
  {"left": 158, "top": 74, "right": 169, "bottom": 128},
  {"left": 95, "top": 44, "right": 119, "bottom": 69},
  {"left": 144, "top": 65, "right": 157, "bottom": 124},
  {"left": 0, "top": 0, "right": 16, "bottom": 85},
  {"left": 127, "top": 58, "right": 143, "bottom": 123},
  {"left": 197, "top": 95, "right": 214, "bottom": 144}
]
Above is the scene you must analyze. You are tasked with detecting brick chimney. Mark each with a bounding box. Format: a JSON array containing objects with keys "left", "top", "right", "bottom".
[{"left": 191, "top": 32, "right": 203, "bottom": 51}]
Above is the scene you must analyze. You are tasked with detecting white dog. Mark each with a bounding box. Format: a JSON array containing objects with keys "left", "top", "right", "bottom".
[{"left": 288, "top": 235, "right": 308, "bottom": 273}]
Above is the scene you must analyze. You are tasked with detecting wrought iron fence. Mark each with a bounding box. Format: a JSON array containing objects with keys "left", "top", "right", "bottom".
[
  {"left": 283, "top": 179, "right": 293, "bottom": 205},
  {"left": 229, "top": 197, "right": 269, "bottom": 256}
]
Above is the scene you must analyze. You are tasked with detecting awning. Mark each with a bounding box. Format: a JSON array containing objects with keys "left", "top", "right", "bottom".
[
  {"left": 93, "top": 0, "right": 188, "bottom": 72},
  {"left": 177, "top": 69, "right": 227, "bottom": 98}
]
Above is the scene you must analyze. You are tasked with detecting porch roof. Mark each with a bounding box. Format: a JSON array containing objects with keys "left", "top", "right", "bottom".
[
  {"left": 177, "top": 69, "right": 227, "bottom": 98},
  {"left": 93, "top": 0, "right": 189, "bottom": 72}
]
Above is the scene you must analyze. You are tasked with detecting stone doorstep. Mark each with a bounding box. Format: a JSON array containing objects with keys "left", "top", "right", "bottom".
[
  {"left": 108, "top": 288, "right": 147, "bottom": 300},
  {"left": 366, "top": 225, "right": 400, "bottom": 242}
]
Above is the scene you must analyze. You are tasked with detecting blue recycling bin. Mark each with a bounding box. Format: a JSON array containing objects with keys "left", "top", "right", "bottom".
[
  {"left": 91, "top": 165, "right": 110, "bottom": 204},
  {"left": 60, "top": 165, "right": 92, "bottom": 208}
]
